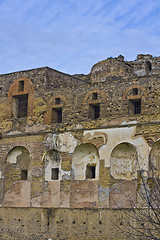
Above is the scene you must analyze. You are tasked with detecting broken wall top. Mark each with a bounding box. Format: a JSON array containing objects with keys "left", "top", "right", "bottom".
[{"left": 90, "top": 54, "right": 160, "bottom": 83}]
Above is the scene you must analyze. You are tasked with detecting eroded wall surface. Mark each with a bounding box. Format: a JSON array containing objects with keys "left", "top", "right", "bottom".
[
  {"left": 0, "top": 54, "right": 160, "bottom": 239},
  {"left": 0, "top": 208, "right": 135, "bottom": 240},
  {"left": 0, "top": 127, "right": 152, "bottom": 209}
]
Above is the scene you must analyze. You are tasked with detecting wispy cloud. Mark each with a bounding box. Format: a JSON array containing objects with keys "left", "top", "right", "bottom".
[{"left": 0, "top": 0, "right": 160, "bottom": 74}]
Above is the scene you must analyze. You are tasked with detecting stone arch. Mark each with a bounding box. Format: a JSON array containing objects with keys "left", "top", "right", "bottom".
[
  {"left": 110, "top": 142, "right": 138, "bottom": 180},
  {"left": 43, "top": 149, "right": 61, "bottom": 181},
  {"left": 44, "top": 95, "right": 67, "bottom": 124},
  {"left": 8, "top": 78, "right": 34, "bottom": 96},
  {"left": 149, "top": 139, "right": 160, "bottom": 175},
  {"left": 83, "top": 90, "right": 106, "bottom": 104},
  {"left": 123, "top": 84, "right": 147, "bottom": 100},
  {"left": 83, "top": 131, "right": 107, "bottom": 149},
  {"left": 72, "top": 143, "right": 99, "bottom": 180},
  {"left": 5, "top": 146, "right": 31, "bottom": 179},
  {"left": 3, "top": 146, "right": 31, "bottom": 207},
  {"left": 48, "top": 95, "right": 68, "bottom": 106},
  {"left": 7, "top": 78, "right": 34, "bottom": 119}
]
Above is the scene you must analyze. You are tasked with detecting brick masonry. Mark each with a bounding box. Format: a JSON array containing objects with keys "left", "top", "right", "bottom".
[{"left": 0, "top": 54, "right": 160, "bottom": 239}]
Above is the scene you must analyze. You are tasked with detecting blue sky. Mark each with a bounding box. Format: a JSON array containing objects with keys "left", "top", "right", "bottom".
[{"left": 0, "top": 0, "right": 160, "bottom": 75}]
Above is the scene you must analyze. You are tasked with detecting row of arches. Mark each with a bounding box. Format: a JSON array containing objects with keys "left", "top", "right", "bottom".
[
  {"left": 4, "top": 140, "right": 160, "bottom": 183},
  {"left": 2, "top": 139, "right": 159, "bottom": 208}
]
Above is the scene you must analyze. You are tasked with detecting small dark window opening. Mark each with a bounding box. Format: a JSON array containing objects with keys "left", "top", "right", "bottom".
[
  {"left": 92, "top": 93, "right": 98, "bottom": 100},
  {"left": 145, "top": 61, "right": 152, "bottom": 72},
  {"left": 21, "top": 170, "right": 28, "bottom": 180},
  {"left": 86, "top": 165, "right": 96, "bottom": 179},
  {"left": 89, "top": 104, "right": 100, "bottom": 120},
  {"left": 15, "top": 94, "right": 28, "bottom": 118},
  {"left": 51, "top": 108, "right": 62, "bottom": 123},
  {"left": 55, "top": 98, "right": 60, "bottom": 104},
  {"left": 18, "top": 81, "right": 24, "bottom": 92},
  {"left": 130, "top": 99, "right": 141, "bottom": 114},
  {"left": 132, "top": 88, "right": 138, "bottom": 95},
  {"left": 51, "top": 168, "right": 59, "bottom": 180}
]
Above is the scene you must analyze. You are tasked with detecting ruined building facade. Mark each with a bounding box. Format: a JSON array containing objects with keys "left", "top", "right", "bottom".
[{"left": 0, "top": 54, "right": 160, "bottom": 239}]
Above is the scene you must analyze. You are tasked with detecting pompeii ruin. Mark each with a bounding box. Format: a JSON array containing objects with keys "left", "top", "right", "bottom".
[{"left": 0, "top": 54, "right": 159, "bottom": 239}]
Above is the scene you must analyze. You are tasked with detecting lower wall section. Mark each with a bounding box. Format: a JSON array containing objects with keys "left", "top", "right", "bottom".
[{"left": 0, "top": 208, "right": 127, "bottom": 240}]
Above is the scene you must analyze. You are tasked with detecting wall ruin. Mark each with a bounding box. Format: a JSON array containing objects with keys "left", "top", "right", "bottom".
[{"left": 0, "top": 54, "right": 159, "bottom": 239}]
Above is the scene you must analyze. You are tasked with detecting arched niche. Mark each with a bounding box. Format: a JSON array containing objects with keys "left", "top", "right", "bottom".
[
  {"left": 149, "top": 140, "right": 160, "bottom": 175},
  {"left": 72, "top": 143, "right": 99, "bottom": 180},
  {"left": 43, "top": 149, "right": 61, "bottom": 181},
  {"left": 6, "top": 146, "right": 31, "bottom": 181},
  {"left": 122, "top": 84, "right": 147, "bottom": 100},
  {"left": 110, "top": 142, "right": 138, "bottom": 180},
  {"left": 3, "top": 146, "right": 31, "bottom": 207}
]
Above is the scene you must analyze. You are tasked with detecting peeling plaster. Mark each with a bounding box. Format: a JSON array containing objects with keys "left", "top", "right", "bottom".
[
  {"left": 84, "top": 127, "right": 151, "bottom": 177},
  {"left": 44, "top": 150, "right": 61, "bottom": 181},
  {"left": 45, "top": 132, "right": 78, "bottom": 153},
  {"left": 7, "top": 147, "right": 24, "bottom": 164},
  {"left": 72, "top": 143, "right": 99, "bottom": 180},
  {"left": 54, "top": 132, "right": 78, "bottom": 153},
  {"left": 61, "top": 170, "right": 71, "bottom": 180}
]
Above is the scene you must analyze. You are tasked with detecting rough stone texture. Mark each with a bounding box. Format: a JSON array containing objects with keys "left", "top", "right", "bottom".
[
  {"left": 0, "top": 208, "right": 132, "bottom": 240},
  {"left": 0, "top": 54, "right": 160, "bottom": 239}
]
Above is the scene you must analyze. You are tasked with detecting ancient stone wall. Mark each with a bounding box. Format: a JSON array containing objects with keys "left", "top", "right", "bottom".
[
  {"left": 0, "top": 208, "right": 133, "bottom": 240},
  {"left": 0, "top": 54, "right": 160, "bottom": 239}
]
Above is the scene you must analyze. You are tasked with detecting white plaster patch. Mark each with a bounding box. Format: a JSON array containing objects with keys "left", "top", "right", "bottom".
[
  {"left": 110, "top": 143, "right": 137, "bottom": 180},
  {"left": 134, "top": 69, "right": 146, "bottom": 76},
  {"left": 72, "top": 143, "right": 99, "bottom": 180},
  {"left": 44, "top": 150, "right": 61, "bottom": 181},
  {"left": 61, "top": 170, "right": 71, "bottom": 180},
  {"left": 122, "top": 120, "right": 137, "bottom": 125},
  {"left": 84, "top": 127, "right": 151, "bottom": 177},
  {"left": 53, "top": 132, "right": 78, "bottom": 153},
  {"left": 0, "top": 170, "right": 2, "bottom": 179},
  {"left": 6, "top": 147, "right": 23, "bottom": 164},
  {"left": 7, "top": 131, "right": 22, "bottom": 135}
]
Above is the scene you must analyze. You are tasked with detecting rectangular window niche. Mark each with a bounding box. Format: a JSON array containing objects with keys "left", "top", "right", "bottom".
[
  {"left": 51, "top": 108, "right": 62, "bottom": 123},
  {"left": 89, "top": 104, "right": 100, "bottom": 120},
  {"left": 21, "top": 170, "right": 28, "bottom": 180},
  {"left": 18, "top": 80, "right": 24, "bottom": 92},
  {"left": 86, "top": 165, "right": 96, "bottom": 179},
  {"left": 13, "top": 94, "right": 28, "bottom": 118},
  {"left": 129, "top": 99, "right": 141, "bottom": 114},
  {"left": 51, "top": 168, "right": 59, "bottom": 180}
]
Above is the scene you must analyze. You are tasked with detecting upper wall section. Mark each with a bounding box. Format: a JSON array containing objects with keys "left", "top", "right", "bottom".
[
  {"left": 90, "top": 54, "right": 160, "bottom": 83},
  {"left": 46, "top": 68, "right": 88, "bottom": 88},
  {"left": 0, "top": 67, "right": 88, "bottom": 98},
  {"left": 128, "top": 54, "right": 160, "bottom": 76},
  {"left": 90, "top": 56, "right": 135, "bottom": 83},
  {"left": 1, "top": 54, "right": 160, "bottom": 92}
]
